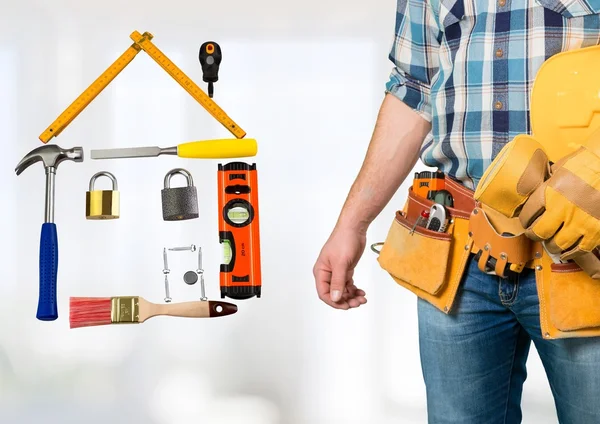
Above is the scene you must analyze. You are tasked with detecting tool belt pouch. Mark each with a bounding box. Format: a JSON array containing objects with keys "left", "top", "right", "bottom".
[
  {"left": 377, "top": 185, "right": 474, "bottom": 313},
  {"left": 468, "top": 205, "right": 535, "bottom": 277},
  {"left": 535, "top": 248, "right": 600, "bottom": 339}
]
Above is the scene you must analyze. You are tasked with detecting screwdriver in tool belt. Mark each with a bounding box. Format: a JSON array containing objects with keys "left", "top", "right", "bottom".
[
  {"left": 90, "top": 138, "right": 257, "bottom": 160},
  {"left": 410, "top": 210, "right": 430, "bottom": 235}
]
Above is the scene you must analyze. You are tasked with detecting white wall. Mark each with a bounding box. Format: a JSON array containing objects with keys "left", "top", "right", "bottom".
[{"left": 1, "top": 0, "right": 556, "bottom": 423}]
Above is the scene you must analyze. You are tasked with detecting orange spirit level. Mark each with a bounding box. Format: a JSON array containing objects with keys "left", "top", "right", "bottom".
[{"left": 217, "top": 162, "right": 262, "bottom": 299}]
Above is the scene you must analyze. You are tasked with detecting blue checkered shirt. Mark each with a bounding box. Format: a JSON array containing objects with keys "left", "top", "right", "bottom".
[{"left": 386, "top": 0, "right": 600, "bottom": 190}]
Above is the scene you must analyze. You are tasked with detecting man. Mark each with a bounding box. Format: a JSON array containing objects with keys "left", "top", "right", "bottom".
[{"left": 312, "top": 0, "right": 600, "bottom": 422}]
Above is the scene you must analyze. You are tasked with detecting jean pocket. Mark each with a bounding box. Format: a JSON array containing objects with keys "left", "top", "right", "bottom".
[{"left": 534, "top": 0, "right": 600, "bottom": 18}]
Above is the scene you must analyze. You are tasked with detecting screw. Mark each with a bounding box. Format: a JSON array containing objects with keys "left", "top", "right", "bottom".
[
  {"left": 164, "top": 275, "right": 172, "bottom": 303},
  {"left": 169, "top": 244, "right": 196, "bottom": 252},
  {"left": 197, "top": 247, "right": 207, "bottom": 301},
  {"left": 163, "top": 248, "right": 172, "bottom": 302}
]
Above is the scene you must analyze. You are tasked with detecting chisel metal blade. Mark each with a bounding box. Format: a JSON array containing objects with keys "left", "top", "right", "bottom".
[{"left": 90, "top": 146, "right": 172, "bottom": 159}]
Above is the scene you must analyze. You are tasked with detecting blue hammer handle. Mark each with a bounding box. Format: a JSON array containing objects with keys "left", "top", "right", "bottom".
[{"left": 38, "top": 222, "right": 58, "bottom": 321}]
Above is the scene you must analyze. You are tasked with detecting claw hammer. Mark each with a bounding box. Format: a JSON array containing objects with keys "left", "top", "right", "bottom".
[{"left": 15, "top": 145, "right": 83, "bottom": 321}]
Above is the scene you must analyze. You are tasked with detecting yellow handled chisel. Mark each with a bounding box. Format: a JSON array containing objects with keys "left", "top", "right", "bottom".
[{"left": 90, "top": 138, "right": 257, "bottom": 160}]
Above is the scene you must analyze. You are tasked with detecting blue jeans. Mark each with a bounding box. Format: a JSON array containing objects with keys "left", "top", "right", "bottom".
[{"left": 418, "top": 255, "right": 600, "bottom": 424}]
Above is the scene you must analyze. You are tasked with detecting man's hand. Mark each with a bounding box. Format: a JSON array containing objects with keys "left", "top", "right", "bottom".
[{"left": 313, "top": 226, "right": 368, "bottom": 310}]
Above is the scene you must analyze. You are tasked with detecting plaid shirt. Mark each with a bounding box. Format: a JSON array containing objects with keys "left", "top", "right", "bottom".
[{"left": 386, "top": 0, "right": 600, "bottom": 190}]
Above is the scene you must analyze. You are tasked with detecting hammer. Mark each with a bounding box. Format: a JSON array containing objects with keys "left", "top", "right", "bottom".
[{"left": 15, "top": 145, "right": 83, "bottom": 321}]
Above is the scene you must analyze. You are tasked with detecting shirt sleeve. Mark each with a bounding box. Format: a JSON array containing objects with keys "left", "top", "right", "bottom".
[{"left": 385, "top": 0, "right": 442, "bottom": 122}]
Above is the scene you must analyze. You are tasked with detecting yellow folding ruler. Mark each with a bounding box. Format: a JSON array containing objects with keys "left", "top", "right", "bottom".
[{"left": 39, "top": 31, "right": 246, "bottom": 143}]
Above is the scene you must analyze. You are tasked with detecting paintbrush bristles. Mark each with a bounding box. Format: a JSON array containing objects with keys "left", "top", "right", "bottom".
[{"left": 69, "top": 297, "right": 112, "bottom": 329}]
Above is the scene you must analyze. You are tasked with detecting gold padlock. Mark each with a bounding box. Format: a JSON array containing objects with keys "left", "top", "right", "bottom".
[{"left": 86, "top": 171, "right": 120, "bottom": 219}]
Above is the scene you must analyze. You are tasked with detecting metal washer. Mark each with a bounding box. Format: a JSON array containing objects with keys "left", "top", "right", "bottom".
[{"left": 183, "top": 270, "right": 198, "bottom": 285}]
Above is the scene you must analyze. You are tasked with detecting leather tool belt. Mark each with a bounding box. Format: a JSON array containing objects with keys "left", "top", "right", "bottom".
[
  {"left": 375, "top": 172, "right": 600, "bottom": 340},
  {"left": 405, "top": 176, "right": 535, "bottom": 279}
]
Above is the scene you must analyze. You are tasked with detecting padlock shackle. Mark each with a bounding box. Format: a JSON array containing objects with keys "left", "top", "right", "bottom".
[
  {"left": 89, "top": 171, "right": 118, "bottom": 191},
  {"left": 164, "top": 168, "right": 194, "bottom": 189}
]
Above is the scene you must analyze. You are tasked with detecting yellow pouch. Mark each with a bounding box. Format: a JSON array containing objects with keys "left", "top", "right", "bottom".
[
  {"left": 377, "top": 191, "right": 474, "bottom": 313},
  {"left": 535, "top": 245, "right": 600, "bottom": 339}
]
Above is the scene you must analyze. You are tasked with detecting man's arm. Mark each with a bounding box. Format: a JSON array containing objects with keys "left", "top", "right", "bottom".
[
  {"left": 313, "top": 93, "right": 431, "bottom": 309},
  {"left": 313, "top": 0, "right": 442, "bottom": 309},
  {"left": 335, "top": 93, "right": 431, "bottom": 236},
  {"left": 336, "top": 0, "right": 442, "bottom": 235}
]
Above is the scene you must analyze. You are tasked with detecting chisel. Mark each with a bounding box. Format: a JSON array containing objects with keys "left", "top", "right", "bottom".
[{"left": 90, "top": 138, "right": 257, "bottom": 160}]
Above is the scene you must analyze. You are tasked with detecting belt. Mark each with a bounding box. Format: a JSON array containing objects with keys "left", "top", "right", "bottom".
[{"left": 408, "top": 175, "right": 537, "bottom": 278}]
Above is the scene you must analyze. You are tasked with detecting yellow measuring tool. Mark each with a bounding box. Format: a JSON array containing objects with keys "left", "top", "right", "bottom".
[{"left": 39, "top": 31, "right": 246, "bottom": 144}]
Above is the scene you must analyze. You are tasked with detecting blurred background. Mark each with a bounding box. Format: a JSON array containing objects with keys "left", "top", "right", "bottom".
[{"left": 1, "top": 0, "right": 557, "bottom": 422}]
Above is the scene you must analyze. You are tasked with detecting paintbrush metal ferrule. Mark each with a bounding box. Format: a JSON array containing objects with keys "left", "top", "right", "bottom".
[{"left": 111, "top": 296, "right": 140, "bottom": 324}]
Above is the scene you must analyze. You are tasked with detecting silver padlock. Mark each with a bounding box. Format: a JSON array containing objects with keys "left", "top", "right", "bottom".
[{"left": 161, "top": 168, "right": 199, "bottom": 221}]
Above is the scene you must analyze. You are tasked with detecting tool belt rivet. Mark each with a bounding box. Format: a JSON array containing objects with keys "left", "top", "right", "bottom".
[
  {"left": 500, "top": 253, "right": 507, "bottom": 260},
  {"left": 484, "top": 245, "right": 489, "bottom": 251},
  {"left": 535, "top": 252, "right": 542, "bottom": 259},
  {"left": 473, "top": 209, "right": 479, "bottom": 214},
  {"left": 464, "top": 245, "right": 470, "bottom": 250},
  {"left": 536, "top": 265, "right": 543, "bottom": 271}
]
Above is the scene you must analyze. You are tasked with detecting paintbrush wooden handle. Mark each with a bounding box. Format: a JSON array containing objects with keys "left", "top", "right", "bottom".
[{"left": 139, "top": 298, "right": 237, "bottom": 322}]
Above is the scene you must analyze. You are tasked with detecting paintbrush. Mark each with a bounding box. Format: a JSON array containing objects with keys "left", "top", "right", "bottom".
[{"left": 69, "top": 296, "right": 237, "bottom": 329}]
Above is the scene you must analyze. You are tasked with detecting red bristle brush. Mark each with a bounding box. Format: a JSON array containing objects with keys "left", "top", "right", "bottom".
[{"left": 69, "top": 296, "right": 237, "bottom": 328}]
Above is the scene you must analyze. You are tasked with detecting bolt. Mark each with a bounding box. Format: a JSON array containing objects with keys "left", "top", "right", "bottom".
[
  {"left": 169, "top": 244, "right": 196, "bottom": 252},
  {"left": 197, "top": 247, "right": 207, "bottom": 301},
  {"left": 164, "top": 275, "right": 172, "bottom": 303}
]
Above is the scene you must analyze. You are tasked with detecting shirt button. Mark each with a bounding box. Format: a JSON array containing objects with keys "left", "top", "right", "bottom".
[
  {"left": 495, "top": 101, "right": 503, "bottom": 110},
  {"left": 495, "top": 48, "right": 504, "bottom": 58},
  {"left": 498, "top": 0, "right": 506, "bottom": 6}
]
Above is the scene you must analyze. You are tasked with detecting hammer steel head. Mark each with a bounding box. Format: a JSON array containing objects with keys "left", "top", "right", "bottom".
[{"left": 15, "top": 145, "right": 84, "bottom": 175}]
